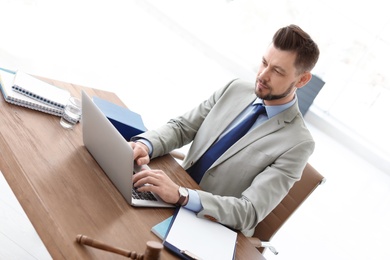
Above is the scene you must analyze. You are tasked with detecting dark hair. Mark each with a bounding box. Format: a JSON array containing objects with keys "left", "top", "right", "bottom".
[{"left": 273, "top": 24, "right": 319, "bottom": 73}]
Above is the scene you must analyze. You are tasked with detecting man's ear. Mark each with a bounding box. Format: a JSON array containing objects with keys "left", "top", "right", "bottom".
[{"left": 296, "top": 72, "right": 312, "bottom": 88}]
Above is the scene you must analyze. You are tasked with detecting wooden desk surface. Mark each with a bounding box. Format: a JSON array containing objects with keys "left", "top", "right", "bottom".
[{"left": 0, "top": 77, "right": 265, "bottom": 259}]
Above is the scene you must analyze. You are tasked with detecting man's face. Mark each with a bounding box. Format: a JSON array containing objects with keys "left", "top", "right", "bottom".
[{"left": 255, "top": 44, "right": 304, "bottom": 105}]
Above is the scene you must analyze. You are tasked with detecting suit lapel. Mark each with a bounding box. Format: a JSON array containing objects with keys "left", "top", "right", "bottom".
[
  {"left": 210, "top": 101, "right": 300, "bottom": 170},
  {"left": 190, "top": 93, "right": 257, "bottom": 162}
]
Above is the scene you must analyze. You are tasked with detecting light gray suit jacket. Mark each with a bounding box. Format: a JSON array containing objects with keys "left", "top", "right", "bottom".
[{"left": 137, "top": 79, "right": 315, "bottom": 236}]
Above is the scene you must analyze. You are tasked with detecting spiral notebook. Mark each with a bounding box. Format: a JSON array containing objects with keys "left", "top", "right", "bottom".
[
  {"left": 12, "top": 70, "right": 71, "bottom": 109},
  {"left": 0, "top": 68, "right": 64, "bottom": 116}
]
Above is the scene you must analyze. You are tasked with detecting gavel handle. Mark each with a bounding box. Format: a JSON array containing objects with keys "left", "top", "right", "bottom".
[
  {"left": 76, "top": 234, "right": 133, "bottom": 257},
  {"left": 76, "top": 234, "right": 163, "bottom": 259}
]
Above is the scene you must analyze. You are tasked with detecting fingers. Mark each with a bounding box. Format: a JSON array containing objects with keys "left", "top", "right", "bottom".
[
  {"left": 133, "top": 170, "right": 179, "bottom": 204},
  {"left": 129, "top": 141, "right": 150, "bottom": 165},
  {"left": 133, "top": 172, "right": 163, "bottom": 194},
  {"left": 136, "top": 157, "right": 149, "bottom": 166},
  {"left": 133, "top": 169, "right": 161, "bottom": 186}
]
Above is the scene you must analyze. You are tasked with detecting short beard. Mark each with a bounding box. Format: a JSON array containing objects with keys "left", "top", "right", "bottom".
[{"left": 256, "top": 80, "right": 296, "bottom": 101}]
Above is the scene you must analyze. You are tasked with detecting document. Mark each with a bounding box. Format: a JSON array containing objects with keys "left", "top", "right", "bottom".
[{"left": 164, "top": 207, "right": 237, "bottom": 260}]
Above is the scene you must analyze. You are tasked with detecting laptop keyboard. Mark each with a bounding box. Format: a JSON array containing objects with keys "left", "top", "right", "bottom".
[{"left": 132, "top": 187, "right": 158, "bottom": 201}]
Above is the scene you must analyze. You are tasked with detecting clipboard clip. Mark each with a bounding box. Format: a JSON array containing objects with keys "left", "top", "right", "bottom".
[{"left": 180, "top": 250, "right": 202, "bottom": 260}]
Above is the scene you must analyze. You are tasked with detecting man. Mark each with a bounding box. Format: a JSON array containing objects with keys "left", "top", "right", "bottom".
[{"left": 131, "top": 24, "right": 320, "bottom": 236}]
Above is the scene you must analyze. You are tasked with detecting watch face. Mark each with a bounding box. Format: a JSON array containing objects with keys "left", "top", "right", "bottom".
[{"left": 179, "top": 186, "right": 189, "bottom": 196}]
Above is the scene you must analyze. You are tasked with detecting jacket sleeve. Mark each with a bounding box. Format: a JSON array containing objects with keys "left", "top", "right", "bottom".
[{"left": 134, "top": 79, "right": 237, "bottom": 158}]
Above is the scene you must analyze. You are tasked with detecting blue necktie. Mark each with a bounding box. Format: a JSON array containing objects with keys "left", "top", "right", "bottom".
[{"left": 187, "top": 103, "right": 266, "bottom": 183}]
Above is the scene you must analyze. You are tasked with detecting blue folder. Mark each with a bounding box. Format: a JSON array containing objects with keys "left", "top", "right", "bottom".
[{"left": 93, "top": 96, "right": 147, "bottom": 141}]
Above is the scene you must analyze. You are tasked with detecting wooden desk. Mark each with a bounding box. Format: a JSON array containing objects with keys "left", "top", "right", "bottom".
[{"left": 0, "top": 77, "right": 265, "bottom": 259}]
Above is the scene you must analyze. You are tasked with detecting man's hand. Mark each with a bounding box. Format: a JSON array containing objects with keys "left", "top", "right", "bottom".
[
  {"left": 133, "top": 169, "right": 180, "bottom": 204},
  {"left": 129, "top": 141, "right": 150, "bottom": 165}
]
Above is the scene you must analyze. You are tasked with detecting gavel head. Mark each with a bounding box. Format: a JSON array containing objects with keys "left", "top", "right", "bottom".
[{"left": 144, "top": 241, "right": 163, "bottom": 260}]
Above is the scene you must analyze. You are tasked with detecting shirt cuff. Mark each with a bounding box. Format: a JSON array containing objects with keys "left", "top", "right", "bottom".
[{"left": 184, "top": 189, "right": 202, "bottom": 213}]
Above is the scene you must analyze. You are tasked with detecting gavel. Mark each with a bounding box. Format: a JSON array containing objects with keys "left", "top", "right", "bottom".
[{"left": 76, "top": 234, "right": 163, "bottom": 259}]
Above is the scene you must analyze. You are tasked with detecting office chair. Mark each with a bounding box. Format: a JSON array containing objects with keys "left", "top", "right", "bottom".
[
  {"left": 296, "top": 74, "right": 325, "bottom": 116},
  {"left": 248, "top": 163, "right": 325, "bottom": 254},
  {"left": 169, "top": 150, "right": 325, "bottom": 255}
]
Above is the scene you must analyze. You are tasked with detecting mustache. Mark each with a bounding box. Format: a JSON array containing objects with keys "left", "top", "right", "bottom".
[{"left": 256, "top": 78, "right": 270, "bottom": 89}]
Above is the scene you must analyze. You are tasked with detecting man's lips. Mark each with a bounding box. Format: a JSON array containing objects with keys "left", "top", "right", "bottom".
[{"left": 257, "top": 81, "right": 269, "bottom": 91}]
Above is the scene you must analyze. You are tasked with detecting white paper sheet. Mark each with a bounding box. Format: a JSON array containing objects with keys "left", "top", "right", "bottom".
[{"left": 164, "top": 207, "right": 237, "bottom": 260}]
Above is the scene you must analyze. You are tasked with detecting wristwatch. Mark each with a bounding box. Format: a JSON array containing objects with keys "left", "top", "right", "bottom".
[{"left": 175, "top": 186, "right": 189, "bottom": 206}]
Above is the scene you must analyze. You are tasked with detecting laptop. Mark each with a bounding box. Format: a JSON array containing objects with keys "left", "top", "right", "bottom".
[{"left": 81, "top": 90, "right": 174, "bottom": 208}]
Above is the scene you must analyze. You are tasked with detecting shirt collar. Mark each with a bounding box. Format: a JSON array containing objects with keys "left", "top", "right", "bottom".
[{"left": 253, "top": 95, "right": 297, "bottom": 118}]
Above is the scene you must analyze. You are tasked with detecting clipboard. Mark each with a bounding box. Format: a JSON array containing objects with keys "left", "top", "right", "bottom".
[{"left": 163, "top": 207, "right": 237, "bottom": 260}]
